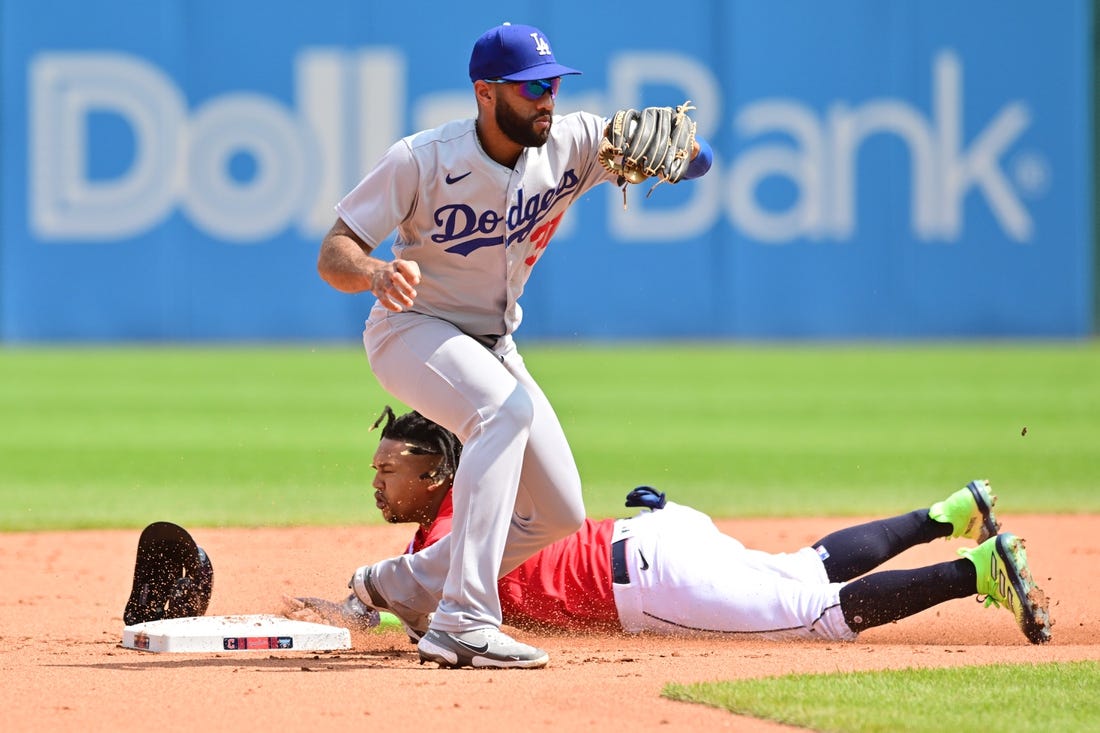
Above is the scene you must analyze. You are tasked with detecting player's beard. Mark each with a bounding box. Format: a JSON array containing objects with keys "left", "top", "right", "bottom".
[{"left": 495, "top": 95, "right": 551, "bottom": 148}]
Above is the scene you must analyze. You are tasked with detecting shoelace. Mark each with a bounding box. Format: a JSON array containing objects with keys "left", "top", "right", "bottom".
[{"left": 976, "top": 594, "right": 1003, "bottom": 609}]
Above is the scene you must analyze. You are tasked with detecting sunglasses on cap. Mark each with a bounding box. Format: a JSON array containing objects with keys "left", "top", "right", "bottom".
[{"left": 483, "top": 77, "right": 561, "bottom": 101}]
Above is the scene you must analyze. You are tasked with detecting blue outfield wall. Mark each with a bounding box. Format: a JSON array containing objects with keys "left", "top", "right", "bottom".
[{"left": 0, "top": 0, "right": 1092, "bottom": 341}]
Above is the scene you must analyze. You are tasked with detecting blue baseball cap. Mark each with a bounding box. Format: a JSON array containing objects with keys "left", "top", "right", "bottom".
[{"left": 468, "top": 22, "right": 582, "bottom": 82}]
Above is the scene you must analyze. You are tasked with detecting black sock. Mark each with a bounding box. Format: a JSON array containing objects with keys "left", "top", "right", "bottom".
[
  {"left": 815, "top": 510, "right": 952, "bottom": 583},
  {"left": 839, "top": 559, "right": 977, "bottom": 632}
]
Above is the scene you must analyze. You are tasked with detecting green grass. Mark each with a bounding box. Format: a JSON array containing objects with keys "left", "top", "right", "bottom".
[
  {"left": 1, "top": 342, "right": 1098, "bottom": 530},
  {"left": 3, "top": 343, "right": 1096, "bottom": 726},
  {"left": 664, "top": 661, "right": 1100, "bottom": 732},
  {"left": 549, "top": 342, "right": 1100, "bottom": 518}
]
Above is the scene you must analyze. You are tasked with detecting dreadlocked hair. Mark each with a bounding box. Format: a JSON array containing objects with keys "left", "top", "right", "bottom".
[{"left": 370, "top": 405, "right": 462, "bottom": 483}]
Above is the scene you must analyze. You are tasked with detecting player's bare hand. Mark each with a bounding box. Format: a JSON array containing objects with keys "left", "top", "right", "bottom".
[
  {"left": 281, "top": 595, "right": 338, "bottom": 625},
  {"left": 371, "top": 260, "right": 421, "bottom": 312},
  {"left": 282, "top": 594, "right": 381, "bottom": 632}
]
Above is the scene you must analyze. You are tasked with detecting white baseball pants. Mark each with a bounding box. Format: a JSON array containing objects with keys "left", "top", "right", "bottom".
[{"left": 611, "top": 503, "right": 857, "bottom": 640}]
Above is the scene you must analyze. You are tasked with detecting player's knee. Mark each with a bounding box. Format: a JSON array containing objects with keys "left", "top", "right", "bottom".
[
  {"left": 566, "top": 500, "right": 585, "bottom": 533},
  {"left": 514, "top": 483, "right": 584, "bottom": 543},
  {"left": 547, "top": 468, "right": 585, "bottom": 535},
  {"left": 548, "top": 496, "right": 586, "bottom": 541}
]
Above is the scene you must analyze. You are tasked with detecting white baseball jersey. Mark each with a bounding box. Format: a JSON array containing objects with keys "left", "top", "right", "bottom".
[{"left": 337, "top": 112, "right": 618, "bottom": 343}]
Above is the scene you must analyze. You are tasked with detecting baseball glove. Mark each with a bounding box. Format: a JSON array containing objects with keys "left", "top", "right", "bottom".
[{"left": 598, "top": 101, "right": 698, "bottom": 197}]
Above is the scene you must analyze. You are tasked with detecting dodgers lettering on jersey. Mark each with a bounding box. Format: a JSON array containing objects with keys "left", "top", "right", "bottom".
[
  {"left": 432, "top": 168, "right": 580, "bottom": 257},
  {"left": 336, "top": 112, "right": 617, "bottom": 341}
]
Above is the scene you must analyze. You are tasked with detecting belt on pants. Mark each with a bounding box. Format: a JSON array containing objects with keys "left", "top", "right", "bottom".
[{"left": 611, "top": 537, "right": 630, "bottom": 585}]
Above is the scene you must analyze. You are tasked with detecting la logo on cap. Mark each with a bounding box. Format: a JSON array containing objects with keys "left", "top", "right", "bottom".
[
  {"left": 468, "top": 22, "right": 582, "bottom": 82},
  {"left": 532, "top": 32, "right": 551, "bottom": 56}
]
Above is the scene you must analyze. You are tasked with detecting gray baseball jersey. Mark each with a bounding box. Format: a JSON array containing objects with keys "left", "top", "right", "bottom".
[
  {"left": 337, "top": 112, "right": 618, "bottom": 342},
  {"left": 339, "top": 110, "right": 620, "bottom": 634}
]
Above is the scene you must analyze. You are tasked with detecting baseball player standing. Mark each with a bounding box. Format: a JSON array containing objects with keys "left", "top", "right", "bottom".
[{"left": 315, "top": 22, "right": 713, "bottom": 669}]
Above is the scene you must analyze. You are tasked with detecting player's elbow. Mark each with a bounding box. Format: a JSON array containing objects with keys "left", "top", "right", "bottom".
[
  {"left": 316, "top": 246, "right": 340, "bottom": 286},
  {"left": 316, "top": 244, "right": 359, "bottom": 293}
]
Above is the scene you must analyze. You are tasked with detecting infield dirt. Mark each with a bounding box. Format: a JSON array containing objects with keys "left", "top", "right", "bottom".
[{"left": 3, "top": 514, "right": 1098, "bottom": 732}]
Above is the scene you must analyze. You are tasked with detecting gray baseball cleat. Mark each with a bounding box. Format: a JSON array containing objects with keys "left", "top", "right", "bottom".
[{"left": 417, "top": 627, "right": 549, "bottom": 669}]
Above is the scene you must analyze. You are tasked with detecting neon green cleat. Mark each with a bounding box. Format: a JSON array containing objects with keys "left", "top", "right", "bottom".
[
  {"left": 930, "top": 479, "right": 1000, "bottom": 542},
  {"left": 958, "top": 533, "right": 1053, "bottom": 644}
]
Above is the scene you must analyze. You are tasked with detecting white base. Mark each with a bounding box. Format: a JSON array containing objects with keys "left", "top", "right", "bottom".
[{"left": 121, "top": 614, "right": 352, "bottom": 653}]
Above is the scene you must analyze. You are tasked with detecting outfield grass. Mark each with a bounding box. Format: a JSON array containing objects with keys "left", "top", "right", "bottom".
[
  {"left": 664, "top": 661, "right": 1100, "bottom": 732},
  {"left": 1, "top": 342, "right": 1098, "bottom": 530},
  {"left": 2, "top": 343, "right": 1095, "bottom": 727}
]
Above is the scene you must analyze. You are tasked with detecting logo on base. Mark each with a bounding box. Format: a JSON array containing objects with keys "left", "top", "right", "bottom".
[{"left": 223, "top": 636, "right": 294, "bottom": 650}]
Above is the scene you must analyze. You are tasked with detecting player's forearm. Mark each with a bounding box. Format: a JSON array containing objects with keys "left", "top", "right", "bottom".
[{"left": 317, "top": 234, "right": 385, "bottom": 293}]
